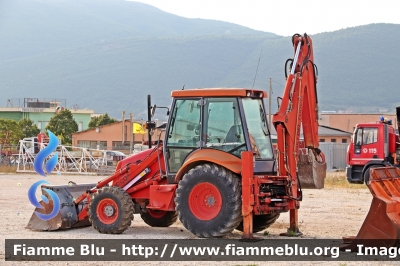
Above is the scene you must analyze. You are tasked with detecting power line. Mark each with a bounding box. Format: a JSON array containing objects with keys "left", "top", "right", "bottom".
[{"left": 271, "top": 79, "right": 285, "bottom": 88}]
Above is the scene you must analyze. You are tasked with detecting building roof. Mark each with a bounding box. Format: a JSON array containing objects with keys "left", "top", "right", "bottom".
[
  {"left": 318, "top": 125, "right": 352, "bottom": 136},
  {"left": 269, "top": 125, "right": 352, "bottom": 137}
]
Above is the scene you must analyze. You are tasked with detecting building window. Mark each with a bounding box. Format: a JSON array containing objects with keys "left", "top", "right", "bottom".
[
  {"left": 78, "top": 122, "right": 83, "bottom": 131},
  {"left": 99, "top": 141, "right": 107, "bottom": 150},
  {"left": 90, "top": 141, "right": 97, "bottom": 149},
  {"left": 320, "top": 139, "right": 325, "bottom": 142},
  {"left": 37, "top": 121, "right": 42, "bottom": 130},
  {"left": 342, "top": 139, "right": 347, "bottom": 143},
  {"left": 78, "top": 140, "right": 90, "bottom": 148},
  {"left": 112, "top": 141, "right": 123, "bottom": 149},
  {"left": 331, "top": 139, "right": 336, "bottom": 142}
]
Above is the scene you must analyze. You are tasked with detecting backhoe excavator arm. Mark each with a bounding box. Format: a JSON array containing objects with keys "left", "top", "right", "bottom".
[{"left": 272, "top": 33, "right": 326, "bottom": 232}]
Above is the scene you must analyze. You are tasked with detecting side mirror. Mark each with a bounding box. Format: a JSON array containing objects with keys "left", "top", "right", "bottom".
[
  {"left": 152, "top": 105, "right": 170, "bottom": 116},
  {"left": 151, "top": 104, "right": 157, "bottom": 117}
]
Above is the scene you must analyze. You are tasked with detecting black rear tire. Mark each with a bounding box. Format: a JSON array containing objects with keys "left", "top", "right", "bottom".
[
  {"left": 88, "top": 186, "right": 134, "bottom": 234},
  {"left": 140, "top": 210, "right": 177, "bottom": 227},
  {"left": 236, "top": 213, "right": 280, "bottom": 233},
  {"left": 175, "top": 163, "right": 242, "bottom": 238}
]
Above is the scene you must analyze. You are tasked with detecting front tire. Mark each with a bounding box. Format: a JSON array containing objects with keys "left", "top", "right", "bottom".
[
  {"left": 88, "top": 186, "right": 134, "bottom": 234},
  {"left": 175, "top": 163, "right": 242, "bottom": 237},
  {"left": 364, "top": 165, "right": 381, "bottom": 185},
  {"left": 140, "top": 210, "right": 177, "bottom": 227}
]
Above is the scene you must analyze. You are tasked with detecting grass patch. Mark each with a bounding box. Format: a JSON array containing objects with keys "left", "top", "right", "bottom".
[
  {"left": 287, "top": 229, "right": 299, "bottom": 237},
  {"left": 0, "top": 165, "right": 17, "bottom": 173},
  {"left": 324, "top": 172, "right": 365, "bottom": 189}
]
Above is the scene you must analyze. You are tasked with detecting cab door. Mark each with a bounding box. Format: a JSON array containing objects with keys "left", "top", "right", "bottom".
[
  {"left": 353, "top": 126, "right": 382, "bottom": 162},
  {"left": 164, "top": 98, "right": 202, "bottom": 177}
]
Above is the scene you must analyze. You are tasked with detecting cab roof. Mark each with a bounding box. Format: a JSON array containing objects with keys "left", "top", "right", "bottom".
[{"left": 171, "top": 88, "right": 267, "bottom": 98}]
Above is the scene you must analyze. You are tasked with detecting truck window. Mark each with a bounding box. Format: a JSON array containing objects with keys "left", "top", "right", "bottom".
[{"left": 354, "top": 127, "right": 378, "bottom": 145}]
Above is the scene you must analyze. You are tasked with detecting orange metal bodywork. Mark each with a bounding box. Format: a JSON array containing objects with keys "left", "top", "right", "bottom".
[
  {"left": 241, "top": 151, "right": 254, "bottom": 239},
  {"left": 147, "top": 184, "right": 177, "bottom": 211},
  {"left": 171, "top": 88, "right": 266, "bottom": 98},
  {"left": 343, "top": 166, "right": 400, "bottom": 250},
  {"left": 272, "top": 35, "right": 320, "bottom": 198},
  {"left": 272, "top": 34, "right": 325, "bottom": 232},
  {"left": 174, "top": 149, "right": 242, "bottom": 182}
]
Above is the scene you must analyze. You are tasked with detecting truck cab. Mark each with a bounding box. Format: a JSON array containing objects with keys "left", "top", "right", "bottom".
[{"left": 346, "top": 118, "right": 397, "bottom": 183}]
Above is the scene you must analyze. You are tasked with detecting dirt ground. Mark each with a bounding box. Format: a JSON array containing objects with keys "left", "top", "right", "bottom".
[{"left": 0, "top": 172, "right": 397, "bottom": 266}]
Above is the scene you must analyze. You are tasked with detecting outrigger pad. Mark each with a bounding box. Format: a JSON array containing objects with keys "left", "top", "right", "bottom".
[
  {"left": 26, "top": 183, "right": 96, "bottom": 231},
  {"left": 297, "top": 149, "right": 326, "bottom": 189}
]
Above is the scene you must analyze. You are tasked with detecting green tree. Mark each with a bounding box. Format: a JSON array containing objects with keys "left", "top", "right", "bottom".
[
  {"left": 88, "top": 116, "right": 100, "bottom": 129},
  {"left": 88, "top": 113, "right": 117, "bottom": 128},
  {"left": 18, "top": 118, "right": 40, "bottom": 139},
  {"left": 45, "top": 109, "right": 78, "bottom": 145},
  {"left": 0, "top": 118, "right": 23, "bottom": 145}
]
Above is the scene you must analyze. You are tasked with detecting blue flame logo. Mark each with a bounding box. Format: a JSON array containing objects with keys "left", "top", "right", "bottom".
[
  {"left": 29, "top": 130, "right": 60, "bottom": 221},
  {"left": 28, "top": 180, "right": 61, "bottom": 220},
  {"left": 34, "top": 130, "right": 59, "bottom": 176}
]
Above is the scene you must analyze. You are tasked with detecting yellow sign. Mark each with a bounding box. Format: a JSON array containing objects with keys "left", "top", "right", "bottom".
[{"left": 133, "top": 122, "right": 146, "bottom": 134}]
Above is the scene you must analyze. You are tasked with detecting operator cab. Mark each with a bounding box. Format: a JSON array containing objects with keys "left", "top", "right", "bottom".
[{"left": 164, "top": 88, "right": 275, "bottom": 180}]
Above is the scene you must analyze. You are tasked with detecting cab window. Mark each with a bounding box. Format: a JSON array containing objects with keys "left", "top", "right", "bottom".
[
  {"left": 203, "top": 98, "right": 246, "bottom": 157},
  {"left": 354, "top": 127, "right": 378, "bottom": 145},
  {"left": 165, "top": 99, "right": 201, "bottom": 173}
]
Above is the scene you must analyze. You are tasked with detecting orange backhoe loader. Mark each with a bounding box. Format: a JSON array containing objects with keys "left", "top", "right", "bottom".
[{"left": 27, "top": 33, "right": 326, "bottom": 238}]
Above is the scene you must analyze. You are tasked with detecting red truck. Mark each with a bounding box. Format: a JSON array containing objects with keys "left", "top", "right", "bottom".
[{"left": 346, "top": 112, "right": 399, "bottom": 184}]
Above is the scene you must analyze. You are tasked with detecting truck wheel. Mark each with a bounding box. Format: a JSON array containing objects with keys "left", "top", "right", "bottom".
[
  {"left": 364, "top": 165, "right": 381, "bottom": 185},
  {"left": 140, "top": 210, "right": 177, "bottom": 227},
  {"left": 175, "top": 163, "right": 242, "bottom": 237},
  {"left": 235, "top": 213, "right": 280, "bottom": 233},
  {"left": 89, "top": 186, "right": 134, "bottom": 234}
]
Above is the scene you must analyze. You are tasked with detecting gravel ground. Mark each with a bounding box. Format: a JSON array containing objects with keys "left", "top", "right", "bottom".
[{"left": 0, "top": 173, "right": 398, "bottom": 266}]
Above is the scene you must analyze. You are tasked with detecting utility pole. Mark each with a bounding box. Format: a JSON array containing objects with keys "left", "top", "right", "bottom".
[
  {"left": 122, "top": 111, "right": 125, "bottom": 145},
  {"left": 147, "top": 95, "right": 152, "bottom": 149},
  {"left": 130, "top": 113, "right": 134, "bottom": 155},
  {"left": 269, "top": 78, "right": 272, "bottom": 130}
]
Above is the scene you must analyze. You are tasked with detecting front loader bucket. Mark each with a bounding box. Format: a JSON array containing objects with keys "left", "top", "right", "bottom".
[
  {"left": 297, "top": 149, "right": 326, "bottom": 189},
  {"left": 342, "top": 167, "right": 400, "bottom": 251},
  {"left": 26, "top": 182, "right": 96, "bottom": 231}
]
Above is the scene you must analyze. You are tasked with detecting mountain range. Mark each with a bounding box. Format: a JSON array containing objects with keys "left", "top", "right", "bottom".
[{"left": 1, "top": 0, "right": 399, "bottom": 119}]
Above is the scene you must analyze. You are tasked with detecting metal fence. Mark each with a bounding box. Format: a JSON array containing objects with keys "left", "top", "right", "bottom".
[{"left": 319, "top": 143, "right": 349, "bottom": 171}]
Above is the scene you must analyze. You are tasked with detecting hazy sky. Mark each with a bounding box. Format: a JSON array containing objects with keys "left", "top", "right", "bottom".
[{"left": 133, "top": 0, "right": 400, "bottom": 36}]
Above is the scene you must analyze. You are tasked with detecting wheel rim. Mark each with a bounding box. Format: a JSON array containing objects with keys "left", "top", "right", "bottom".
[
  {"left": 97, "top": 198, "right": 118, "bottom": 224},
  {"left": 188, "top": 182, "right": 222, "bottom": 220},
  {"left": 147, "top": 210, "right": 166, "bottom": 218}
]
